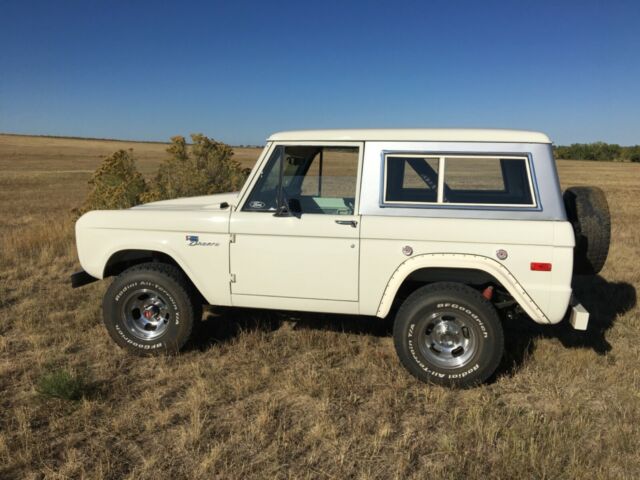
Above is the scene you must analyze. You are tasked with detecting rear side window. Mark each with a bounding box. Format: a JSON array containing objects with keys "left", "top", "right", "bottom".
[
  {"left": 383, "top": 154, "right": 535, "bottom": 207},
  {"left": 385, "top": 156, "right": 439, "bottom": 203}
]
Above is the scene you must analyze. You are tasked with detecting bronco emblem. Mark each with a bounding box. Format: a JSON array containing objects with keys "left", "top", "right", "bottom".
[{"left": 185, "top": 235, "right": 218, "bottom": 247}]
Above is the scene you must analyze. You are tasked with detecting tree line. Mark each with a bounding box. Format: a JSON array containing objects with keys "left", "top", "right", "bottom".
[{"left": 554, "top": 142, "right": 640, "bottom": 162}]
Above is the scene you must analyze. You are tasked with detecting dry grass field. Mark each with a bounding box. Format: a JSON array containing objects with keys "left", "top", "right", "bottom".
[{"left": 0, "top": 134, "right": 639, "bottom": 479}]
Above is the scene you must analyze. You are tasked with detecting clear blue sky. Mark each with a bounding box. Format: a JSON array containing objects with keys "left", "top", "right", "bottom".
[{"left": 1, "top": 0, "right": 638, "bottom": 145}]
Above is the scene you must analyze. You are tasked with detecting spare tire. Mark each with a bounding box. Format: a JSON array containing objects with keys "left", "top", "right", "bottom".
[{"left": 563, "top": 186, "right": 611, "bottom": 275}]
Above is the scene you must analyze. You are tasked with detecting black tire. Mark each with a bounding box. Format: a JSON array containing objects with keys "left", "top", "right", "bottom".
[
  {"left": 393, "top": 282, "right": 504, "bottom": 388},
  {"left": 102, "top": 262, "right": 199, "bottom": 355},
  {"left": 563, "top": 186, "right": 611, "bottom": 275}
]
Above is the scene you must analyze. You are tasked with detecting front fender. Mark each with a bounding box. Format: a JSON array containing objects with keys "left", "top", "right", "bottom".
[
  {"left": 75, "top": 211, "right": 231, "bottom": 306},
  {"left": 375, "top": 253, "right": 551, "bottom": 324}
]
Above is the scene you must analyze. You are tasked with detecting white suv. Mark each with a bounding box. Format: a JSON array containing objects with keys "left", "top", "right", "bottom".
[{"left": 71, "top": 129, "right": 610, "bottom": 387}]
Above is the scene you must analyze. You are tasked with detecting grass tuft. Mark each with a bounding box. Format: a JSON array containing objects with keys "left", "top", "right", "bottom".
[{"left": 36, "top": 368, "right": 90, "bottom": 401}]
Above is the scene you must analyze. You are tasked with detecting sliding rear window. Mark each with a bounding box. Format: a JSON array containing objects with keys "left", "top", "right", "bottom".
[
  {"left": 384, "top": 156, "right": 440, "bottom": 203},
  {"left": 383, "top": 154, "right": 535, "bottom": 207}
]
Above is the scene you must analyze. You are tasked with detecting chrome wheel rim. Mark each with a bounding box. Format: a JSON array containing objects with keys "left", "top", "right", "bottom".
[
  {"left": 418, "top": 311, "right": 478, "bottom": 369},
  {"left": 121, "top": 288, "right": 171, "bottom": 340}
]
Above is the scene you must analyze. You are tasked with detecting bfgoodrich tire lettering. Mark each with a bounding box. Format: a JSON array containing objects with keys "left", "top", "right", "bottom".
[
  {"left": 102, "top": 263, "right": 198, "bottom": 355},
  {"left": 393, "top": 282, "right": 504, "bottom": 388}
]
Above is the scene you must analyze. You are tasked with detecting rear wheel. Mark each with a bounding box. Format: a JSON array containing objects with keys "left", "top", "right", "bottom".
[
  {"left": 102, "top": 262, "right": 199, "bottom": 355},
  {"left": 393, "top": 282, "right": 504, "bottom": 387}
]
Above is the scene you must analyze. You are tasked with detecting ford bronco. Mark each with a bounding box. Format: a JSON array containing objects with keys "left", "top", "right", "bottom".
[{"left": 71, "top": 129, "right": 610, "bottom": 387}]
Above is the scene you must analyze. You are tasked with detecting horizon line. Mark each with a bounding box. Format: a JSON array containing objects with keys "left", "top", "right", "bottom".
[{"left": 0, "top": 131, "right": 637, "bottom": 148}]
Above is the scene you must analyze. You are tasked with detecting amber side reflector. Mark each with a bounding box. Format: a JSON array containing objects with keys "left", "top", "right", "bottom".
[{"left": 531, "top": 262, "right": 552, "bottom": 271}]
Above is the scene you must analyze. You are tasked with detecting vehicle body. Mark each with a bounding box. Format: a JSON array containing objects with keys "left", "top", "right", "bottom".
[{"left": 72, "top": 129, "right": 609, "bottom": 386}]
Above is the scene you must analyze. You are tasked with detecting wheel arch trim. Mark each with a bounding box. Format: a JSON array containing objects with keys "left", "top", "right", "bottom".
[
  {"left": 96, "top": 244, "right": 213, "bottom": 304},
  {"left": 375, "top": 253, "right": 550, "bottom": 324}
]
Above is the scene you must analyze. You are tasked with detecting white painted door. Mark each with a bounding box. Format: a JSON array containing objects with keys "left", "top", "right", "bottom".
[{"left": 230, "top": 144, "right": 362, "bottom": 302}]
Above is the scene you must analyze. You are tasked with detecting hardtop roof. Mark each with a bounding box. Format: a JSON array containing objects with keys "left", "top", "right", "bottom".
[{"left": 268, "top": 128, "right": 551, "bottom": 144}]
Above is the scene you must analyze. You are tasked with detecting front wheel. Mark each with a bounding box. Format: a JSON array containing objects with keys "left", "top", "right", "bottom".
[
  {"left": 393, "top": 282, "right": 504, "bottom": 388},
  {"left": 102, "top": 262, "right": 199, "bottom": 355}
]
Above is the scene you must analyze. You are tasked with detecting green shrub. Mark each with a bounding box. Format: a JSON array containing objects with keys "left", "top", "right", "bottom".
[
  {"left": 141, "top": 134, "right": 248, "bottom": 203},
  {"left": 622, "top": 145, "right": 640, "bottom": 163},
  {"left": 77, "top": 149, "right": 147, "bottom": 214},
  {"left": 77, "top": 134, "right": 249, "bottom": 212},
  {"left": 36, "top": 368, "right": 89, "bottom": 401}
]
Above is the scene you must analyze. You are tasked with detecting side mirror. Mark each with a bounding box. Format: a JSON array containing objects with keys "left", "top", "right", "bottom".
[
  {"left": 288, "top": 198, "right": 302, "bottom": 214},
  {"left": 273, "top": 203, "right": 290, "bottom": 217},
  {"left": 273, "top": 199, "right": 301, "bottom": 218}
]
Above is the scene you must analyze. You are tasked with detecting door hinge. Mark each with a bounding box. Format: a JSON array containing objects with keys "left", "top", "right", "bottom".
[
  {"left": 230, "top": 233, "right": 236, "bottom": 243},
  {"left": 230, "top": 273, "right": 236, "bottom": 283}
]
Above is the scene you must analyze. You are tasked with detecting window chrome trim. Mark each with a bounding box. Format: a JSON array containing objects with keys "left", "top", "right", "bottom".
[{"left": 380, "top": 151, "right": 540, "bottom": 211}]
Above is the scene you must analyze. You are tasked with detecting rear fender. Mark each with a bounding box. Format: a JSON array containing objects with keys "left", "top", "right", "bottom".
[{"left": 376, "top": 253, "right": 550, "bottom": 324}]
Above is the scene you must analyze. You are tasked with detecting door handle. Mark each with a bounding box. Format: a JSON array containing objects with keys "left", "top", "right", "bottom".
[{"left": 335, "top": 220, "right": 358, "bottom": 227}]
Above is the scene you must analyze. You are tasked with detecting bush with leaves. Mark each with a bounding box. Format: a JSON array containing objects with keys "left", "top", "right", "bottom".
[
  {"left": 77, "top": 149, "right": 147, "bottom": 215},
  {"left": 78, "top": 134, "right": 250, "bottom": 214},
  {"left": 141, "top": 134, "right": 248, "bottom": 203},
  {"left": 623, "top": 145, "right": 640, "bottom": 163}
]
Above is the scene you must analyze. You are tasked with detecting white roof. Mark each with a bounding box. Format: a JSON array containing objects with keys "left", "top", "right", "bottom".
[{"left": 268, "top": 128, "right": 551, "bottom": 144}]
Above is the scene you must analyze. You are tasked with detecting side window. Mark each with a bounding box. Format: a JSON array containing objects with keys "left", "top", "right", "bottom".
[
  {"left": 385, "top": 156, "right": 440, "bottom": 203},
  {"left": 243, "top": 145, "right": 359, "bottom": 215},
  {"left": 443, "top": 157, "right": 533, "bottom": 205},
  {"left": 383, "top": 154, "right": 535, "bottom": 207}
]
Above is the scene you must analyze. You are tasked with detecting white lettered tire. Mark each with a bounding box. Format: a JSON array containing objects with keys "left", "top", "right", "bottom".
[
  {"left": 102, "top": 263, "right": 199, "bottom": 355},
  {"left": 393, "top": 282, "right": 504, "bottom": 387}
]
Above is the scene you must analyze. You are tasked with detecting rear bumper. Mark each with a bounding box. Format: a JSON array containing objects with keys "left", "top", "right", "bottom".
[
  {"left": 568, "top": 302, "right": 589, "bottom": 330},
  {"left": 70, "top": 270, "right": 98, "bottom": 288}
]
